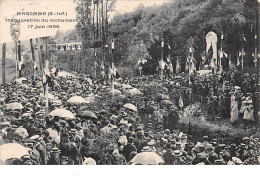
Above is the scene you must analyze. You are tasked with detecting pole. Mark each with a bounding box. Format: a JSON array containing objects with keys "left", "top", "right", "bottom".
[
  {"left": 15, "top": 40, "right": 18, "bottom": 81},
  {"left": 161, "top": 38, "right": 164, "bottom": 81},
  {"left": 18, "top": 40, "right": 22, "bottom": 78},
  {"left": 45, "top": 37, "right": 49, "bottom": 116},
  {"left": 111, "top": 40, "right": 115, "bottom": 90},
  {"left": 2, "top": 43, "right": 6, "bottom": 84},
  {"left": 30, "top": 39, "right": 36, "bottom": 80},
  {"left": 242, "top": 39, "right": 244, "bottom": 70}
]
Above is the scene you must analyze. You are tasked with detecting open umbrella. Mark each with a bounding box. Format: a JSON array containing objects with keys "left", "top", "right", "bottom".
[
  {"left": 40, "top": 93, "right": 55, "bottom": 100},
  {"left": 0, "top": 143, "right": 29, "bottom": 162},
  {"left": 15, "top": 77, "right": 27, "bottom": 84},
  {"left": 156, "top": 94, "right": 170, "bottom": 102},
  {"left": 109, "top": 89, "right": 122, "bottom": 95},
  {"left": 78, "top": 110, "right": 97, "bottom": 119},
  {"left": 123, "top": 103, "right": 137, "bottom": 112},
  {"left": 6, "top": 102, "right": 24, "bottom": 110},
  {"left": 161, "top": 99, "right": 173, "bottom": 105},
  {"left": 19, "top": 84, "right": 29, "bottom": 89},
  {"left": 125, "top": 88, "right": 142, "bottom": 96},
  {"left": 14, "top": 127, "right": 29, "bottom": 139},
  {"left": 49, "top": 108, "right": 75, "bottom": 119},
  {"left": 128, "top": 152, "right": 165, "bottom": 165},
  {"left": 121, "top": 84, "right": 132, "bottom": 89},
  {"left": 67, "top": 96, "right": 86, "bottom": 104}
]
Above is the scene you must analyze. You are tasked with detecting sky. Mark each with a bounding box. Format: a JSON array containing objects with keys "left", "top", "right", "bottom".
[{"left": 0, "top": 0, "right": 170, "bottom": 43}]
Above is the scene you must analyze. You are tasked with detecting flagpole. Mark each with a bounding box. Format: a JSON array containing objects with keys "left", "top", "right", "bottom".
[
  {"left": 242, "top": 38, "right": 244, "bottom": 70},
  {"left": 111, "top": 40, "right": 114, "bottom": 90},
  {"left": 161, "top": 38, "right": 164, "bottom": 81},
  {"left": 45, "top": 37, "right": 49, "bottom": 116}
]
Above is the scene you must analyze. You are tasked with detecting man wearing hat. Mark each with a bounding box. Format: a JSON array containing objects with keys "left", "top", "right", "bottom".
[
  {"left": 30, "top": 134, "right": 47, "bottom": 165},
  {"left": 163, "top": 143, "right": 174, "bottom": 165},
  {"left": 122, "top": 137, "right": 137, "bottom": 162},
  {"left": 47, "top": 148, "right": 61, "bottom": 165},
  {"left": 60, "top": 156, "right": 69, "bottom": 165},
  {"left": 60, "top": 132, "right": 81, "bottom": 165},
  {"left": 172, "top": 150, "right": 185, "bottom": 165},
  {"left": 207, "top": 144, "right": 218, "bottom": 164}
]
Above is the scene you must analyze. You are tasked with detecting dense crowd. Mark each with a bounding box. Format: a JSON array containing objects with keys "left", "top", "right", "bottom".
[{"left": 0, "top": 68, "right": 259, "bottom": 165}]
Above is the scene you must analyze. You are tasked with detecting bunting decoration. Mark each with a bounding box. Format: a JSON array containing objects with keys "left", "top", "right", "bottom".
[{"left": 176, "top": 58, "right": 181, "bottom": 74}]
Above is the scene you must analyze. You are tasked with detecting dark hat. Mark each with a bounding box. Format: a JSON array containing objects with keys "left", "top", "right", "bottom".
[
  {"left": 231, "top": 143, "right": 236, "bottom": 148},
  {"left": 25, "top": 143, "right": 34, "bottom": 148}
]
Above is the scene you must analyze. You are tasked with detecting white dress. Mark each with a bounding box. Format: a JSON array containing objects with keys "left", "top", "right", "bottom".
[{"left": 230, "top": 95, "right": 238, "bottom": 123}]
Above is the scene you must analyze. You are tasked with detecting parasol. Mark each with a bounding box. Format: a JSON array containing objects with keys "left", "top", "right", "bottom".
[
  {"left": 67, "top": 96, "right": 86, "bottom": 104},
  {"left": 161, "top": 99, "right": 173, "bottom": 105},
  {"left": 128, "top": 152, "right": 164, "bottom": 165},
  {"left": 49, "top": 108, "right": 75, "bottom": 119},
  {"left": 13, "top": 127, "right": 29, "bottom": 139},
  {"left": 125, "top": 88, "right": 142, "bottom": 96},
  {"left": 123, "top": 103, "right": 137, "bottom": 112},
  {"left": 0, "top": 143, "right": 29, "bottom": 162},
  {"left": 109, "top": 89, "right": 122, "bottom": 95},
  {"left": 6, "top": 102, "right": 24, "bottom": 110},
  {"left": 78, "top": 110, "right": 97, "bottom": 119}
]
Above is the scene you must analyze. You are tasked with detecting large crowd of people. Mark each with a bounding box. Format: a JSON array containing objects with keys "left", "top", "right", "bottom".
[{"left": 0, "top": 68, "right": 259, "bottom": 165}]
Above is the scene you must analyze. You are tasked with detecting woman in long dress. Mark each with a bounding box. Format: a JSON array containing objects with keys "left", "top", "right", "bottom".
[{"left": 230, "top": 93, "right": 238, "bottom": 124}]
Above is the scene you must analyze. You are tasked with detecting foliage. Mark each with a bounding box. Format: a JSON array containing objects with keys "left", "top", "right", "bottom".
[{"left": 108, "top": 0, "right": 258, "bottom": 75}]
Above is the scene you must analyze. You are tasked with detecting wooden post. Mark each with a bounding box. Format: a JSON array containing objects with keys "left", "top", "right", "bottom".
[
  {"left": 30, "top": 39, "right": 36, "bottom": 80},
  {"left": 45, "top": 37, "right": 49, "bottom": 116},
  {"left": 18, "top": 40, "right": 22, "bottom": 78},
  {"left": 2, "top": 43, "right": 6, "bottom": 84},
  {"left": 161, "top": 38, "right": 164, "bottom": 81}
]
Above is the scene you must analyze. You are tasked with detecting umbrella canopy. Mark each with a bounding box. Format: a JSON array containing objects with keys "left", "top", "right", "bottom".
[
  {"left": 40, "top": 93, "right": 55, "bottom": 100},
  {"left": 49, "top": 108, "right": 75, "bottom": 119},
  {"left": 121, "top": 84, "right": 132, "bottom": 89},
  {"left": 123, "top": 103, "right": 137, "bottom": 112},
  {"left": 6, "top": 102, "right": 24, "bottom": 110},
  {"left": 109, "top": 89, "right": 122, "bottom": 95},
  {"left": 128, "top": 152, "right": 164, "bottom": 165},
  {"left": 15, "top": 77, "right": 27, "bottom": 84},
  {"left": 0, "top": 143, "right": 29, "bottom": 162},
  {"left": 67, "top": 96, "right": 86, "bottom": 104},
  {"left": 19, "top": 84, "right": 29, "bottom": 89},
  {"left": 78, "top": 110, "right": 97, "bottom": 119},
  {"left": 14, "top": 127, "right": 29, "bottom": 139},
  {"left": 156, "top": 94, "right": 170, "bottom": 101},
  {"left": 161, "top": 99, "right": 173, "bottom": 105},
  {"left": 125, "top": 88, "right": 142, "bottom": 96}
]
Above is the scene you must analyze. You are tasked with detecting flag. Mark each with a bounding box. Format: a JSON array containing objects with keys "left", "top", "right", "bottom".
[
  {"left": 167, "top": 56, "right": 170, "bottom": 62},
  {"left": 176, "top": 58, "right": 181, "bottom": 74},
  {"left": 34, "top": 61, "right": 38, "bottom": 70},
  {"left": 18, "top": 61, "right": 23, "bottom": 70},
  {"left": 159, "top": 60, "right": 167, "bottom": 70},
  {"left": 42, "top": 61, "right": 51, "bottom": 85},
  {"left": 243, "top": 36, "right": 247, "bottom": 42},
  {"left": 237, "top": 54, "right": 240, "bottom": 66},
  {"left": 185, "top": 57, "right": 190, "bottom": 72},
  {"left": 94, "top": 61, "right": 98, "bottom": 69},
  {"left": 161, "top": 41, "right": 164, "bottom": 48},
  {"left": 101, "top": 62, "right": 105, "bottom": 70},
  {"left": 223, "top": 52, "right": 228, "bottom": 58},
  {"left": 168, "top": 44, "right": 171, "bottom": 49},
  {"left": 141, "top": 59, "right": 147, "bottom": 64},
  {"left": 229, "top": 55, "right": 232, "bottom": 69},
  {"left": 179, "top": 93, "right": 183, "bottom": 108}
]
